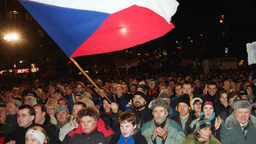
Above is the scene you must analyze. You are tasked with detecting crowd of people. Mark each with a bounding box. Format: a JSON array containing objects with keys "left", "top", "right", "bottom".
[{"left": 0, "top": 68, "right": 256, "bottom": 144}]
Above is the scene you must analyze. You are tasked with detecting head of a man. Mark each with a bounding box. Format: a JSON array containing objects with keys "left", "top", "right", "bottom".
[
  {"left": 129, "top": 83, "right": 137, "bottom": 92},
  {"left": 121, "top": 83, "right": 128, "bottom": 93},
  {"left": 148, "top": 80, "right": 156, "bottom": 90},
  {"left": 182, "top": 81, "right": 194, "bottom": 96},
  {"left": 233, "top": 97, "right": 252, "bottom": 125},
  {"left": 55, "top": 107, "right": 69, "bottom": 125},
  {"left": 177, "top": 94, "right": 191, "bottom": 117},
  {"left": 6, "top": 100, "right": 20, "bottom": 115},
  {"left": 116, "top": 85, "right": 123, "bottom": 97},
  {"left": 64, "top": 85, "right": 73, "bottom": 96},
  {"left": 103, "top": 99, "right": 111, "bottom": 113},
  {"left": 175, "top": 83, "right": 183, "bottom": 96},
  {"left": 58, "top": 98, "right": 68, "bottom": 107},
  {"left": 76, "top": 82, "right": 86, "bottom": 93},
  {"left": 118, "top": 112, "right": 137, "bottom": 138},
  {"left": 33, "top": 104, "right": 46, "bottom": 124},
  {"left": 158, "top": 84, "right": 167, "bottom": 93},
  {"left": 207, "top": 81, "right": 218, "bottom": 96},
  {"left": 23, "top": 96, "right": 37, "bottom": 106},
  {"left": 73, "top": 101, "right": 87, "bottom": 118},
  {"left": 53, "top": 88, "right": 64, "bottom": 101},
  {"left": 169, "top": 79, "right": 176, "bottom": 88},
  {"left": 17, "top": 105, "right": 35, "bottom": 128},
  {"left": 77, "top": 107, "right": 99, "bottom": 133},
  {"left": 5, "top": 91, "right": 14, "bottom": 103},
  {"left": 132, "top": 91, "right": 148, "bottom": 111},
  {"left": 152, "top": 99, "right": 168, "bottom": 125}
]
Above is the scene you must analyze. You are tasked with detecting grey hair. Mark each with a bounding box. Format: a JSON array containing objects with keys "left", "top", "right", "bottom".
[{"left": 25, "top": 96, "right": 37, "bottom": 106}]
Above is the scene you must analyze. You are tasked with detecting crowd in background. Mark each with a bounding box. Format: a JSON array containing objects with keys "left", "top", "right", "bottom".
[{"left": 0, "top": 67, "right": 255, "bottom": 144}]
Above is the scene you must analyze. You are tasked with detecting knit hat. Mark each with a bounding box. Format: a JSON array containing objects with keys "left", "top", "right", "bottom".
[
  {"left": 177, "top": 94, "right": 190, "bottom": 107},
  {"left": 244, "top": 85, "right": 252, "bottom": 90},
  {"left": 45, "top": 98, "right": 59, "bottom": 108},
  {"left": 137, "top": 85, "right": 146, "bottom": 92},
  {"left": 148, "top": 79, "right": 156, "bottom": 86},
  {"left": 151, "top": 98, "right": 169, "bottom": 110},
  {"left": 195, "top": 118, "right": 212, "bottom": 133},
  {"left": 233, "top": 96, "right": 256, "bottom": 110},
  {"left": 134, "top": 91, "right": 151, "bottom": 104},
  {"left": 129, "top": 82, "right": 137, "bottom": 88},
  {"left": 55, "top": 106, "right": 69, "bottom": 114},
  {"left": 201, "top": 99, "right": 214, "bottom": 111},
  {"left": 158, "top": 93, "right": 170, "bottom": 100},
  {"left": 191, "top": 97, "right": 203, "bottom": 110},
  {"left": 239, "top": 89, "right": 248, "bottom": 95},
  {"left": 10, "top": 100, "right": 21, "bottom": 107}
]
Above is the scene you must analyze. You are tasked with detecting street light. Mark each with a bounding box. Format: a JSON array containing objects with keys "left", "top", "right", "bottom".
[{"left": 4, "top": 33, "right": 19, "bottom": 80}]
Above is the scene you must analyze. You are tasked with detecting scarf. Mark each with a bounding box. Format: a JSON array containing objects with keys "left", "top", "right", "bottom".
[
  {"left": 117, "top": 135, "right": 135, "bottom": 144},
  {"left": 201, "top": 112, "right": 215, "bottom": 121}
]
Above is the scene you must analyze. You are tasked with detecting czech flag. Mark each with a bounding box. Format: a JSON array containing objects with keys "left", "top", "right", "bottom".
[{"left": 18, "top": 0, "right": 179, "bottom": 58}]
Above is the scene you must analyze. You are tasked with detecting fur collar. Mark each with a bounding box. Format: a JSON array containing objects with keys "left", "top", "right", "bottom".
[{"left": 225, "top": 114, "right": 256, "bottom": 129}]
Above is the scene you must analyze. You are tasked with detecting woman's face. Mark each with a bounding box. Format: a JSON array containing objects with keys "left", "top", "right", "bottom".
[
  {"left": 25, "top": 134, "right": 41, "bottom": 144},
  {"left": 193, "top": 101, "right": 202, "bottom": 113},
  {"left": 198, "top": 127, "right": 211, "bottom": 140},
  {"left": 203, "top": 105, "right": 214, "bottom": 119}
]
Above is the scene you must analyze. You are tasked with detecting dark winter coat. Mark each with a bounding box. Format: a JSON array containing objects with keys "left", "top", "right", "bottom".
[
  {"left": 3, "top": 123, "right": 61, "bottom": 144},
  {"left": 43, "top": 113, "right": 60, "bottom": 137},
  {"left": 131, "top": 108, "right": 153, "bottom": 134},
  {"left": 62, "top": 118, "right": 114, "bottom": 144},
  {"left": 100, "top": 110, "right": 121, "bottom": 133},
  {"left": 221, "top": 114, "right": 256, "bottom": 144}
]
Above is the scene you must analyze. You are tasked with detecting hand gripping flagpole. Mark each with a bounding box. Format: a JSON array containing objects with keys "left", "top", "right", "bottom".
[{"left": 70, "top": 58, "right": 112, "bottom": 104}]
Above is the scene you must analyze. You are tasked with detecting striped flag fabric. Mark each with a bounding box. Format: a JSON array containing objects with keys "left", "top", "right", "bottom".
[{"left": 19, "top": 0, "right": 179, "bottom": 58}]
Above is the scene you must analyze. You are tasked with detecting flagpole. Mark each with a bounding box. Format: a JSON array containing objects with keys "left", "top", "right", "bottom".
[{"left": 70, "top": 58, "right": 112, "bottom": 103}]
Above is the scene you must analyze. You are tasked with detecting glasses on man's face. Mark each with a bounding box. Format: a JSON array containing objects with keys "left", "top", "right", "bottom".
[{"left": 17, "top": 114, "right": 31, "bottom": 118}]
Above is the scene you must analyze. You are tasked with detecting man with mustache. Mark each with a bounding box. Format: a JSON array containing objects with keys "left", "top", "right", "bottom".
[
  {"left": 131, "top": 91, "right": 153, "bottom": 134},
  {"left": 141, "top": 98, "right": 185, "bottom": 144}
]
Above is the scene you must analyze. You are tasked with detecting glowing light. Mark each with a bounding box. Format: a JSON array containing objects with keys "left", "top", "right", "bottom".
[
  {"left": 4, "top": 33, "right": 19, "bottom": 41},
  {"left": 220, "top": 20, "right": 223, "bottom": 23}
]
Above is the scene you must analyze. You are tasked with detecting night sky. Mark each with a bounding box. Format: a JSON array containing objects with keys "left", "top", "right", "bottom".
[
  {"left": 97, "top": 0, "right": 256, "bottom": 63},
  {"left": 2, "top": 0, "right": 256, "bottom": 68}
]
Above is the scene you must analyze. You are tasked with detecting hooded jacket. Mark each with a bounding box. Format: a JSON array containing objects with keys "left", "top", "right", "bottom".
[{"left": 62, "top": 118, "right": 114, "bottom": 144}]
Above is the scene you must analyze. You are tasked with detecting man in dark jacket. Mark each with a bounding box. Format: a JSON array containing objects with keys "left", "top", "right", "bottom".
[
  {"left": 202, "top": 80, "right": 220, "bottom": 106},
  {"left": 172, "top": 94, "right": 196, "bottom": 135},
  {"left": 63, "top": 107, "right": 114, "bottom": 144},
  {"left": 221, "top": 97, "right": 256, "bottom": 144},
  {"left": 100, "top": 99, "right": 120, "bottom": 133},
  {"left": 131, "top": 91, "right": 153, "bottom": 133},
  {"left": 4, "top": 105, "right": 61, "bottom": 144},
  {"left": 33, "top": 104, "right": 60, "bottom": 137}
]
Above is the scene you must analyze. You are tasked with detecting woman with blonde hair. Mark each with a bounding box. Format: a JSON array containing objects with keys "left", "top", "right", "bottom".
[{"left": 25, "top": 125, "right": 49, "bottom": 144}]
